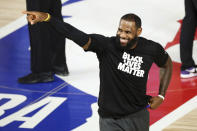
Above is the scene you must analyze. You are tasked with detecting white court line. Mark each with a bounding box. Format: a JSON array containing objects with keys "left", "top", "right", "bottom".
[
  {"left": 26, "top": 82, "right": 68, "bottom": 107},
  {"left": 0, "top": 15, "right": 27, "bottom": 39},
  {"left": 150, "top": 96, "right": 197, "bottom": 131}
]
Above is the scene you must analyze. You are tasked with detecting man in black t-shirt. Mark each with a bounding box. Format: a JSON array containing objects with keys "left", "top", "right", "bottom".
[{"left": 23, "top": 11, "right": 173, "bottom": 131}]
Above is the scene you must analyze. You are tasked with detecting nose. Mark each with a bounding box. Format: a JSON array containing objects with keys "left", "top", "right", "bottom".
[{"left": 120, "top": 32, "right": 126, "bottom": 38}]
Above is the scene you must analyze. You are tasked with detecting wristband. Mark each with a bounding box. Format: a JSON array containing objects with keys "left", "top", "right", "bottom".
[
  {"left": 44, "top": 13, "right": 51, "bottom": 22},
  {"left": 158, "top": 95, "right": 165, "bottom": 100}
]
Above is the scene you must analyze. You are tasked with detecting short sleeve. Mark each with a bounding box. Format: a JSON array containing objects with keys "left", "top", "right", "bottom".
[{"left": 153, "top": 43, "right": 169, "bottom": 67}]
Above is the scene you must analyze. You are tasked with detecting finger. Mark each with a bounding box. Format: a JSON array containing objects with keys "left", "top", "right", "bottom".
[
  {"left": 27, "top": 15, "right": 33, "bottom": 20},
  {"left": 29, "top": 15, "right": 36, "bottom": 20},
  {"left": 26, "top": 14, "right": 39, "bottom": 25},
  {"left": 150, "top": 103, "right": 157, "bottom": 110},
  {"left": 22, "top": 11, "right": 36, "bottom": 16},
  {"left": 31, "top": 19, "right": 40, "bottom": 25},
  {"left": 149, "top": 98, "right": 153, "bottom": 103},
  {"left": 26, "top": 16, "right": 31, "bottom": 23},
  {"left": 26, "top": 15, "right": 34, "bottom": 24}
]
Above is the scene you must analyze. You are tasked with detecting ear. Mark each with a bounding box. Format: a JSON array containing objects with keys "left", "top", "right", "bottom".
[{"left": 137, "top": 27, "right": 142, "bottom": 36}]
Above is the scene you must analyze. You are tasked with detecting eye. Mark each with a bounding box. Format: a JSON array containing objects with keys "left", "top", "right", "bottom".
[
  {"left": 125, "top": 31, "right": 131, "bottom": 34},
  {"left": 118, "top": 28, "right": 123, "bottom": 32}
]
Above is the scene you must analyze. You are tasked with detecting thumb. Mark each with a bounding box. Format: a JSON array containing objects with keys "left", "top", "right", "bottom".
[
  {"left": 31, "top": 19, "right": 39, "bottom": 25},
  {"left": 26, "top": 15, "right": 36, "bottom": 25}
]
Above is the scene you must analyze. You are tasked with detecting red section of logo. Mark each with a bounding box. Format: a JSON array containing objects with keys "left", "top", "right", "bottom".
[
  {"left": 147, "top": 63, "right": 197, "bottom": 125},
  {"left": 147, "top": 20, "right": 197, "bottom": 125}
]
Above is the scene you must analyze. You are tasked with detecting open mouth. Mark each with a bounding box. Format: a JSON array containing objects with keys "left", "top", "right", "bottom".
[{"left": 120, "top": 38, "right": 128, "bottom": 46}]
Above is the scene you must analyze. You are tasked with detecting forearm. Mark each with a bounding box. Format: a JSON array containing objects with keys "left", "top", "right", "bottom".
[
  {"left": 49, "top": 16, "right": 90, "bottom": 48},
  {"left": 159, "top": 56, "right": 172, "bottom": 97}
]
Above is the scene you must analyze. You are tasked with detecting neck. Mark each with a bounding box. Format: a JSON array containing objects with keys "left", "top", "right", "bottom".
[{"left": 130, "top": 42, "right": 138, "bottom": 49}]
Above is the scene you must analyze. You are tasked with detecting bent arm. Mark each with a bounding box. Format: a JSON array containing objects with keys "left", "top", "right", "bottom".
[
  {"left": 159, "top": 56, "right": 173, "bottom": 97},
  {"left": 149, "top": 56, "right": 172, "bottom": 110}
]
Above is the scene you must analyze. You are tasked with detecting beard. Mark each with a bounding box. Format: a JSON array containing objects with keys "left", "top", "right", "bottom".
[{"left": 115, "top": 35, "right": 138, "bottom": 51}]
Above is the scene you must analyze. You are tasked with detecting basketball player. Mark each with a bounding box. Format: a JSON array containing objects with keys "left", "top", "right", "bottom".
[{"left": 23, "top": 11, "right": 172, "bottom": 131}]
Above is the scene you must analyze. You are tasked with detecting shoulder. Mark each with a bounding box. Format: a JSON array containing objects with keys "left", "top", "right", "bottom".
[
  {"left": 86, "top": 34, "right": 112, "bottom": 52},
  {"left": 89, "top": 34, "right": 112, "bottom": 46},
  {"left": 136, "top": 37, "right": 167, "bottom": 58},
  {"left": 139, "top": 37, "right": 160, "bottom": 46},
  {"left": 138, "top": 37, "right": 164, "bottom": 51},
  {"left": 89, "top": 34, "right": 109, "bottom": 41}
]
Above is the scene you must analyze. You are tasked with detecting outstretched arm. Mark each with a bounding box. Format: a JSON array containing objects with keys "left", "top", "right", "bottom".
[
  {"left": 149, "top": 56, "right": 172, "bottom": 109},
  {"left": 23, "top": 11, "right": 91, "bottom": 50}
]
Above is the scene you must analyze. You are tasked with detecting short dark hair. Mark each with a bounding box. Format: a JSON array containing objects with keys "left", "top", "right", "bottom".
[{"left": 121, "top": 13, "right": 142, "bottom": 28}]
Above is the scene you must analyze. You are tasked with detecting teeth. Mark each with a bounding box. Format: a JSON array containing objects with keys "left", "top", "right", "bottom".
[{"left": 120, "top": 38, "right": 128, "bottom": 43}]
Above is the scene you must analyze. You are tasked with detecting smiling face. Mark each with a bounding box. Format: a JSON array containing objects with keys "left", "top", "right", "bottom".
[{"left": 116, "top": 19, "right": 142, "bottom": 49}]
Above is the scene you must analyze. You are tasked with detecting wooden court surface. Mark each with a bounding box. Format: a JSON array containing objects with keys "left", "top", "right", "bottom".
[
  {"left": 0, "top": 0, "right": 197, "bottom": 130},
  {"left": 0, "top": 0, "right": 25, "bottom": 27}
]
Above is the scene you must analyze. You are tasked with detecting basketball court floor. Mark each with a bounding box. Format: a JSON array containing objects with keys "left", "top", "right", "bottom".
[{"left": 0, "top": 0, "right": 197, "bottom": 130}]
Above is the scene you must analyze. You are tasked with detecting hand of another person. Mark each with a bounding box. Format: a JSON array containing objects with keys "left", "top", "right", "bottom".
[
  {"left": 23, "top": 11, "right": 48, "bottom": 25},
  {"left": 149, "top": 96, "right": 164, "bottom": 109}
]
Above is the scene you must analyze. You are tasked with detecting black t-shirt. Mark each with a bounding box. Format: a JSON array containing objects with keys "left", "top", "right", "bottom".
[
  {"left": 86, "top": 35, "right": 168, "bottom": 118},
  {"left": 49, "top": 18, "right": 168, "bottom": 118}
]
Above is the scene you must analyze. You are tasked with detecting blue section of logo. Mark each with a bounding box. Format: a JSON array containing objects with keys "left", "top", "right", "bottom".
[
  {"left": 62, "top": 0, "right": 84, "bottom": 18},
  {"left": 62, "top": 0, "right": 84, "bottom": 7},
  {"left": 0, "top": 14, "right": 97, "bottom": 131}
]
